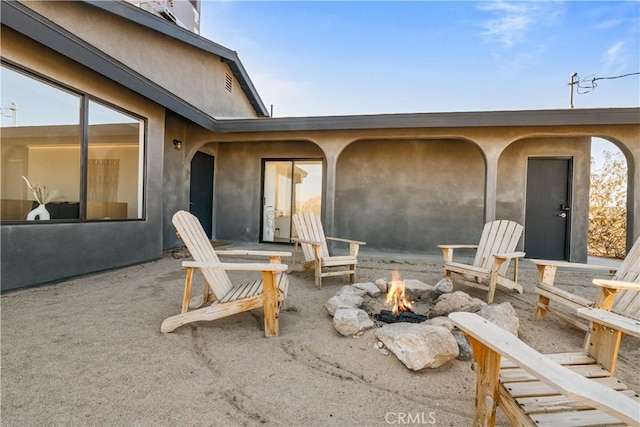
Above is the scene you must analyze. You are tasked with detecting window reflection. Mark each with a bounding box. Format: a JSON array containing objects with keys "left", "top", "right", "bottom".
[
  {"left": 1, "top": 65, "right": 81, "bottom": 220},
  {"left": 0, "top": 64, "right": 145, "bottom": 222},
  {"left": 87, "top": 100, "right": 143, "bottom": 219}
]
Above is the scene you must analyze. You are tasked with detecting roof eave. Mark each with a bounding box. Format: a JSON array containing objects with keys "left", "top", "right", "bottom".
[{"left": 215, "top": 108, "right": 640, "bottom": 133}]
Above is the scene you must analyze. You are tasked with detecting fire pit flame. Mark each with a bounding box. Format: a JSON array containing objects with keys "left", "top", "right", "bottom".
[{"left": 385, "top": 270, "right": 414, "bottom": 315}]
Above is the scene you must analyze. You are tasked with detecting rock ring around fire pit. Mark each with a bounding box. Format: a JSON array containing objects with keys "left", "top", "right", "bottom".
[{"left": 324, "top": 276, "right": 520, "bottom": 371}]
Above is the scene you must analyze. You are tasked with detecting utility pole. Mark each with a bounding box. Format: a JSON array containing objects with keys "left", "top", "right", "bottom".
[
  {"left": 1, "top": 102, "right": 18, "bottom": 125},
  {"left": 568, "top": 73, "right": 578, "bottom": 108}
]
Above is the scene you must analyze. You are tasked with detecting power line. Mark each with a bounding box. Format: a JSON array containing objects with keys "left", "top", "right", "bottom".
[
  {"left": 578, "top": 72, "right": 640, "bottom": 94},
  {"left": 568, "top": 71, "right": 640, "bottom": 108}
]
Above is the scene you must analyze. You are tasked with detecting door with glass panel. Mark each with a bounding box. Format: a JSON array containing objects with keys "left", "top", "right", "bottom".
[{"left": 262, "top": 160, "right": 322, "bottom": 243}]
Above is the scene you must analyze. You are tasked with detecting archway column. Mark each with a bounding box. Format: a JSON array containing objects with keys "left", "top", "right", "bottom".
[
  {"left": 469, "top": 138, "right": 513, "bottom": 224},
  {"left": 629, "top": 136, "right": 639, "bottom": 246},
  {"left": 313, "top": 136, "right": 350, "bottom": 239}
]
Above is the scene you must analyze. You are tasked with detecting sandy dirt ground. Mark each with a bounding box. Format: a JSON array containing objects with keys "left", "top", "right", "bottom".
[{"left": 2, "top": 247, "right": 638, "bottom": 426}]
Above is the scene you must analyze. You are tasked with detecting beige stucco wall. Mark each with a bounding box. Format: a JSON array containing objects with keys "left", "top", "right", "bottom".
[
  {"left": 20, "top": 0, "right": 258, "bottom": 119},
  {"left": 203, "top": 124, "right": 637, "bottom": 260},
  {"left": 336, "top": 138, "right": 485, "bottom": 252},
  {"left": 213, "top": 140, "right": 324, "bottom": 242},
  {"left": 497, "top": 136, "right": 591, "bottom": 259}
]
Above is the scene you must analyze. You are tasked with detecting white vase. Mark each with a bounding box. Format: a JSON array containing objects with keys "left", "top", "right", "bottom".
[{"left": 27, "top": 203, "right": 51, "bottom": 221}]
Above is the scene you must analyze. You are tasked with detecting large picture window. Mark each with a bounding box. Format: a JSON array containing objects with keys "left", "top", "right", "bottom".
[{"left": 0, "top": 63, "right": 145, "bottom": 221}]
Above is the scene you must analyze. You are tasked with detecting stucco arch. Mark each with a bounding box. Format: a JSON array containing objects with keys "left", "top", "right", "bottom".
[
  {"left": 332, "top": 136, "right": 486, "bottom": 253},
  {"left": 496, "top": 131, "right": 637, "bottom": 256},
  {"left": 496, "top": 135, "right": 591, "bottom": 260}
]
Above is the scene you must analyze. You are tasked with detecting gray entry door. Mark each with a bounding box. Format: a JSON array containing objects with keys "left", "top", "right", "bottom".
[
  {"left": 190, "top": 152, "right": 214, "bottom": 238},
  {"left": 524, "top": 158, "right": 572, "bottom": 260}
]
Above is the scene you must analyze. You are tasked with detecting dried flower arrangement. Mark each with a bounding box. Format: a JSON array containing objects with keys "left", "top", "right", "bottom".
[{"left": 21, "top": 176, "right": 61, "bottom": 205}]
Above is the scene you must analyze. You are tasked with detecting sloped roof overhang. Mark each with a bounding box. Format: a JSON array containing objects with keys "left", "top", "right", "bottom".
[{"left": 83, "top": 0, "right": 269, "bottom": 117}]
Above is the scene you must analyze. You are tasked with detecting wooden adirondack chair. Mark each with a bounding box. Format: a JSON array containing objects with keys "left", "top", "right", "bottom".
[
  {"left": 161, "top": 210, "right": 291, "bottom": 336},
  {"left": 438, "top": 220, "right": 525, "bottom": 303},
  {"left": 532, "top": 236, "right": 640, "bottom": 331},
  {"left": 450, "top": 292, "right": 640, "bottom": 427},
  {"left": 291, "top": 211, "right": 365, "bottom": 289}
]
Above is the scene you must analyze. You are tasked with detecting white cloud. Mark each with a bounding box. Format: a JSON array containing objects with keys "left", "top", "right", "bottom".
[
  {"left": 594, "top": 18, "right": 626, "bottom": 30},
  {"left": 602, "top": 41, "right": 628, "bottom": 74},
  {"left": 478, "top": 1, "right": 563, "bottom": 49}
]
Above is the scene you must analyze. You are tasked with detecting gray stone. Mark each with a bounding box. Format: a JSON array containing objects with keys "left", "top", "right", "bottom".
[
  {"left": 430, "top": 291, "right": 487, "bottom": 317},
  {"left": 375, "top": 323, "right": 459, "bottom": 370},
  {"left": 477, "top": 302, "right": 520, "bottom": 336},
  {"left": 426, "top": 316, "right": 455, "bottom": 331},
  {"left": 403, "top": 279, "right": 435, "bottom": 301},
  {"left": 337, "top": 285, "right": 368, "bottom": 298},
  {"left": 452, "top": 329, "right": 472, "bottom": 361},
  {"left": 434, "top": 277, "right": 454, "bottom": 295},
  {"left": 353, "top": 282, "right": 382, "bottom": 297},
  {"left": 374, "top": 278, "right": 388, "bottom": 293},
  {"left": 324, "top": 294, "right": 364, "bottom": 316},
  {"left": 333, "top": 308, "right": 375, "bottom": 336}
]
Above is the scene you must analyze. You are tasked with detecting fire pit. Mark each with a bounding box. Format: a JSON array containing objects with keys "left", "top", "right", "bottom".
[
  {"left": 374, "top": 309, "right": 428, "bottom": 324},
  {"left": 374, "top": 270, "right": 429, "bottom": 324}
]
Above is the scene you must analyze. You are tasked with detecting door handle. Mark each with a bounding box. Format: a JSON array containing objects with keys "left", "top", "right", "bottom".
[{"left": 558, "top": 212, "right": 567, "bottom": 218}]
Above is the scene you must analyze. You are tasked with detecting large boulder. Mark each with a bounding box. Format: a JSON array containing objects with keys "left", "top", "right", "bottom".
[
  {"left": 477, "top": 302, "right": 520, "bottom": 336},
  {"left": 429, "top": 291, "right": 486, "bottom": 317},
  {"left": 324, "top": 294, "right": 364, "bottom": 316},
  {"left": 374, "top": 278, "right": 388, "bottom": 293},
  {"left": 337, "top": 285, "right": 368, "bottom": 298},
  {"left": 333, "top": 308, "right": 375, "bottom": 336},
  {"left": 433, "top": 277, "right": 454, "bottom": 295},
  {"left": 375, "top": 323, "right": 459, "bottom": 370},
  {"left": 403, "top": 279, "right": 435, "bottom": 301},
  {"left": 352, "top": 282, "right": 382, "bottom": 297}
]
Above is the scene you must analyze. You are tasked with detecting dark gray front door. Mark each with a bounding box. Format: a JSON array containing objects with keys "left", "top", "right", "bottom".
[
  {"left": 524, "top": 158, "right": 572, "bottom": 260},
  {"left": 190, "top": 152, "right": 214, "bottom": 238}
]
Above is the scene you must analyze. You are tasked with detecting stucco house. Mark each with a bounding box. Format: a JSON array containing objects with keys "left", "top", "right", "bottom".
[{"left": 1, "top": 0, "right": 639, "bottom": 291}]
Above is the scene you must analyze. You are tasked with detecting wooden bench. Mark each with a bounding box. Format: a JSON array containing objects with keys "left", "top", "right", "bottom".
[{"left": 449, "top": 309, "right": 640, "bottom": 426}]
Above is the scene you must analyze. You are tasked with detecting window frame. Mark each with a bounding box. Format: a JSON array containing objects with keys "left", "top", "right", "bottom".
[{"left": 0, "top": 59, "right": 148, "bottom": 224}]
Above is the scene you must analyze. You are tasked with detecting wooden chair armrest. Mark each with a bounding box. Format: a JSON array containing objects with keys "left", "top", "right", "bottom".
[
  {"left": 577, "top": 308, "right": 640, "bottom": 338},
  {"left": 326, "top": 236, "right": 366, "bottom": 245},
  {"left": 217, "top": 250, "right": 292, "bottom": 258},
  {"left": 528, "top": 259, "right": 617, "bottom": 274},
  {"left": 437, "top": 244, "right": 479, "bottom": 249},
  {"left": 590, "top": 279, "right": 640, "bottom": 311},
  {"left": 290, "top": 237, "right": 322, "bottom": 246},
  {"left": 493, "top": 251, "right": 525, "bottom": 260},
  {"left": 449, "top": 312, "right": 640, "bottom": 425},
  {"left": 592, "top": 279, "right": 640, "bottom": 291},
  {"left": 438, "top": 245, "right": 478, "bottom": 263},
  {"left": 182, "top": 261, "right": 288, "bottom": 272}
]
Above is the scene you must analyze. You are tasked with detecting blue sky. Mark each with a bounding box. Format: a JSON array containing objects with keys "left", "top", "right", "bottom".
[{"left": 200, "top": 1, "right": 639, "bottom": 118}]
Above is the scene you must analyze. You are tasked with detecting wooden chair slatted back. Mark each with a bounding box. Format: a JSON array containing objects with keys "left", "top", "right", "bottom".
[
  {"left": 612, "top": 237, "right": 640, "bottom": 320},
  {"left": 292, "top": 211, "right": 329, "bottom": 262},
  {"left": 473, "top": 220, "right": 523, "bottom": 275},
  {"left": 172, "top": 210, "right": 233, "bottom": 298}
]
